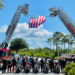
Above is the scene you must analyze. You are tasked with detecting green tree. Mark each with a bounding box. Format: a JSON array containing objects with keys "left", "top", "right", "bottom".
[
  {"left": 0, "top": 0, "right": 5, "bottom": 9},
  {"left": 0, "top": 43, "right": 2, "bottom": 48},
  {"left": 67, "top": 35, "right": 74, "bottom": 51},
  {"left": 61, "top": 35, "right": 69, "bottom": 50},
  {"left": 53, "top": 32, "right": 64, "bottom": 57},
  {"left": 10, "top": 38, "right": 28, "bottom": 52},
  {"left": 47, "top": 38, "right": 52, "bottom": 53},
  {"left": 53, "top": 31, "right": 63, "bottom": 50},
  {"left": 52, "top": 37, "right": 56, "bottom": 52},
  {"left": 47, "top": 38, "right": 52, "bottom": 49}
]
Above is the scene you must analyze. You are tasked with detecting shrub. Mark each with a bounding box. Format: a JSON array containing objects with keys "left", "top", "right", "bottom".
[
  {"left": 68, "top": 67, "right": 75, "bottom": 75},
  {"left": 64, "top": 63, "right": 75, "bottom": 74},
  {"left": 54, "top": 56, "right": 59, "bottom": 60}
]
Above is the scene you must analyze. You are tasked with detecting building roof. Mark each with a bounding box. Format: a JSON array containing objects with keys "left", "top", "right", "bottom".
[{"left": 60, "top": 54, "right": 75, "bottom": 59}]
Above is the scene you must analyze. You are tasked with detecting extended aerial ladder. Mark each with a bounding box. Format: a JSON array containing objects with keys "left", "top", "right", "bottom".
[
  {"left": 49, "top": 8, "right": 75, "bottom": 38},
  {"left": 2, "top": 4, "right": 29, "bottom": 48},
  {"left": 0, "top": 4, "right": 29, "bottom": 63}
]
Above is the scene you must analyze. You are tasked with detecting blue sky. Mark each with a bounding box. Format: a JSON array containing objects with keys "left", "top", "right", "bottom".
[{"left": 0, "top": 0, "right": 75, "bottom": 48}]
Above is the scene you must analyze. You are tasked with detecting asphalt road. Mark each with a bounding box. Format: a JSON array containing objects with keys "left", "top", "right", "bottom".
[
  {"left": 0, "top": 71, "right": 64, "bottom": 75},
  {"left": 0, "top": 68, "right": 64, "bottom": 75},
  {"left": 1, "top": 73, "right": 63, "bottom": 75}
]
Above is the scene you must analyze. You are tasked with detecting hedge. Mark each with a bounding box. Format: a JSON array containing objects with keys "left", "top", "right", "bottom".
[
  {"left": 64, "top": 63, "right": 75, "bottom": 75},
  {"left": 68, "top": 67, "right": 75, "bottom": 75}
]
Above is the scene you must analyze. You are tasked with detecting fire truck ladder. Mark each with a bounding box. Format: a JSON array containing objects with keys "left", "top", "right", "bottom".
[
  {"left": 2, "top": 4, "right": 29, "bottom": 48},
  {"left": 49, "top": 7, "right": 75, "bottom": 38}
]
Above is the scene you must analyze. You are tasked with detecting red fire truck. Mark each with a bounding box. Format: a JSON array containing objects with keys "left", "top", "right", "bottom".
[{"left": 0, "top": 4, "right": 29, "bottom": 68}]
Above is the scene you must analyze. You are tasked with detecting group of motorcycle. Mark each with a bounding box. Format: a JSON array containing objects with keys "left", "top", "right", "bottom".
[{"left": 15, "top": 59, "right": 60, "bottom": 74}]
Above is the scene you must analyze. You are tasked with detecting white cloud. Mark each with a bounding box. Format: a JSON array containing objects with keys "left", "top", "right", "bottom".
[
  {"left": 0, "top": 25, "right": 8, "bottom": 32},
  {"left": 14, "top": 23, "right": 52, "bottom": 38},
  {"left": 34, "top": 30, "right": 52, "bottom": 38},
  {"left": 0, "top": 23, "right": 53, "bottom": 48},
  {"left": 62, "top": 32, "right": 67, "bottom": 36}
]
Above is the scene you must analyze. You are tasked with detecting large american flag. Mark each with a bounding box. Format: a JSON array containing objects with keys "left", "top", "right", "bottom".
[{"left": 29, "top": 16, "right": 46, "bottom": 28}]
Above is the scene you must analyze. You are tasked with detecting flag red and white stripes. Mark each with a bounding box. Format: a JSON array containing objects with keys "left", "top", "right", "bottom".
[{"left": 29, "top": 16, "right": 46, "bottom": 28}]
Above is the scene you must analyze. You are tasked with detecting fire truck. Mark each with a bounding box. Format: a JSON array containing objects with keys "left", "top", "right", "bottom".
[
  {"left": 49, "top": 7, "right": 75, "bottom": 38},
  {"left": 0, "top": 4, "right": 29, "bottom": 68}
]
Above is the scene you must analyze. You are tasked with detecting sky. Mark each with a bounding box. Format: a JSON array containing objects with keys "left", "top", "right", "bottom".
[{"left": 0, "top": 0, "right": 75, "bottom": 48}]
